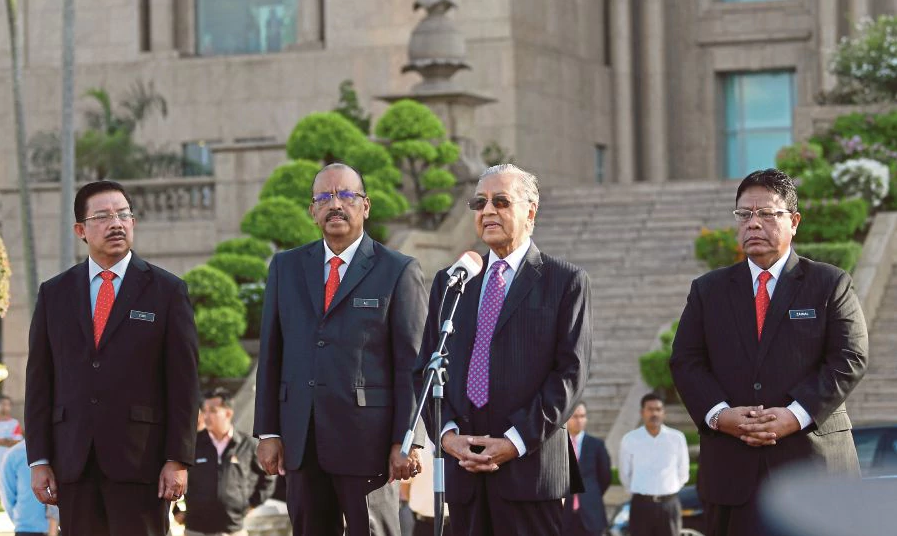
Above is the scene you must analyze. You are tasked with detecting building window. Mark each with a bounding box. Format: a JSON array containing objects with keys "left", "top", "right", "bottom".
[
  {"left": 139, "top": 0, "right": 151, "bottom": 52},
  {"left": 595, "top": 145, "right": 607, "bottom": 183},
  {"left": 195, "top": 0, "right": 298, "bottom": 57},
  {"left": 183, "top": 141, "right": 216, "bottom": 176},
  {"left": 722, "top": 71, "right": 795, "bottom": 179}
]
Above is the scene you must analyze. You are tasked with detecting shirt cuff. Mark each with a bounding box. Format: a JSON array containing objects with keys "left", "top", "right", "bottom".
[
  {"left": 441, "top": 421, "right": 459, "bottom": 438},
  {"left": 705, "top": 401, "right": 731, "bottom": 427},
  {"left": 29, "top": 460, "right": 49, "bottom": 467},
  {"left": 259, "top": 434, "right": 281, "bottom": 440},
  {"left": 787, "top": 401, "right": 813, "bottom": 430},
  {"left": 504, "top": 427, "right": 526, "bottom": 457}
]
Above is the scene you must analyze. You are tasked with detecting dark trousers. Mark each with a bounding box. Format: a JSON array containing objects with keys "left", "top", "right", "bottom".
[
  {"left": 629, "top": 495, "right": 681, "bottom": 536},
  {"left": 562, "top": 509, "right": 603, "bottom": 536},
  {"left": 705, "top": 452, "right": 781, "bottom": 536},
  {"left": 56, "top": 447, "right": 169, "bottom": 536},
  {"left": 447, "top": 406, "right": 562, "bottom": 536},
  {"left": 285, "top": 416, "right": 400, "bottom": 536}
]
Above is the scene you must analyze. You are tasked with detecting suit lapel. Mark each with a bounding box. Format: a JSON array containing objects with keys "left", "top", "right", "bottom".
[
  {"left": 324, "top": 234, "right": 375, "bottom": 319},
  {"left": 98, "top": 254, "right": 152, "bottom": 351},
  {"left": 493, "top": 242, "right": 543, "bottom": 335},
  {"left": 301, "top": 241, "right": 325, "bottom": 320},
  {"left": 74, "top": 261, "right": 95, "bottom": 351},
  {"left": 729, "top": 261, "right": 760, "bottom": 361},
  {"left": 756, "top": 253, "right": 803, "bottom": 367}
]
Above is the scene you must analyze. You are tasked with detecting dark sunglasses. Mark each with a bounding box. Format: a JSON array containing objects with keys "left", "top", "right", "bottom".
[
  {"left": 311, "top": 190, "right": 367, "bottom": 206},
  {"left": 467, "top": 195, "right": 518, "bottom": 211}
]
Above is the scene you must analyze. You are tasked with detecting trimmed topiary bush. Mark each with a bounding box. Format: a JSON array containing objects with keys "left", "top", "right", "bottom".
[
  {"left": 208, "top": 253, "right": 268, "bottom": 284},
  {"left": 199, "top": 342, "right": 252, "bottom": 378},
  {"left": 638, "top": 321, "right": 679, "bottom": 394},
  {"left": 215, "top": 237, "right": 273, "bottom": 260},
  {"left": 795, "top": 198, "right": 869, "bottom": 243},
  {"left": 259, "top": 159, "right": 320, "bottom": 204},
  {"left": 375, "top": 99, "right": 446, "bottom": 141},
  {"left": 241, "top": 196, "right": 321, "bottom": 250},
  {"left": 239, "top": 282, "right": 265, "bottom": 339},
  {"left": 286, "top": 112, "right": 367, "bottom": 163},
  {"left": 694, "top": 227, "right": 745, "bottom": 269},
  {"left": 195, "top": 306, "right": 247, "bottom": 347},
  {"left": 420, "top": 193, "right": 454, "bottom": 214},
  {"left": 795, "top": 241, "right": 863, "bottom": 273},
  {"left": 183, "top": 265, "right": 243, "bottom": 310}
]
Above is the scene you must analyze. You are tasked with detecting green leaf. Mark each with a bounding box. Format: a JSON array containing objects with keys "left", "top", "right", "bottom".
[{"left": 240, "top": 197, "right": 321, "bottom": 250}]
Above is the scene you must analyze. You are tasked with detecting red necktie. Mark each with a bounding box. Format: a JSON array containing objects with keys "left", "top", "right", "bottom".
[
  {"left": 756, "top": 270, "right": 772, "bottom": 340},
  {"left": 94, "top": 270, "right": 116, "bottom": 347},
  {"left": 571, "top": 435, "right": 581, "bottom": 511},
  {"left": 324, "top": 257, "right": 344, "bottom": 312}
]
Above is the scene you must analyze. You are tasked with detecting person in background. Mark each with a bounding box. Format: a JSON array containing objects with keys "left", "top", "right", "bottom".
[
  {"left": 562, "top": 402, "right": 612, "bottom": 536},
  {"left": 1, "top": 441, "right": 58, "bottom": 536},
  {"left": 180, "top": 388, "right": 274, "bottom": 536},
  {"left": 619, "top": 394, "right": 689, "bottom": 536},
  {"left": 0, "top": 395, "right": 23, "bottom": 460}
]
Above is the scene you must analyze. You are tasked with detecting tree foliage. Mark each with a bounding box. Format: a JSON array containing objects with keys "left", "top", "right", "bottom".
[
  {"left": 260, "top": 159, "right": 320, "bottom": 204},
  {"left": 333, "top": 80, "right": 371, "bottom": 134},
  {"left": 208, "top": 253, "right": 268, "bottom": 284},
  {"left": 240, "top": 197, "right": 321, "bottom": 250},
  {"left": 286, "top": 112, "right": 367, "bottom": 164},
  {"left": 215, "top": 237, "right": 273, "bottom": 260}
]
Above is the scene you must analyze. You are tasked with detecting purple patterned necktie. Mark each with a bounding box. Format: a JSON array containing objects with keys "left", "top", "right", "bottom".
[{"left": 467, "top": 260, "right": 509, "bottom": 408}]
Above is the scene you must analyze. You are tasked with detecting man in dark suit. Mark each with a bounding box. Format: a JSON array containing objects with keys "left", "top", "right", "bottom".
[
  {"left": 415, "top": 164, "right": 591, "bottom": 536},
  {"left": 563, "top": 402, "right": 611, "bottom": 536},
  {"left": 25, "top": 180, "right": 200, "bottom": 536},
  {"left": 670, "top": 169, "right": 868, "bottom": 536},
  {"left": 254, "top": 163, "right": 426, "bottom": 536}
]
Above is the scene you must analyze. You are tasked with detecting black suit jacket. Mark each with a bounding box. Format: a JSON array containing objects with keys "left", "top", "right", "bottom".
[
  {"left": 670, "top": 253, "right": 868, "bottom": 505},
  {"left": 415, "top": 242, "right": 591, "bottom": 503},
  {"left": 253, "top": 234, "right": 427, "bottom": 476},
  {"left": 25, "top": 253, "right": 200, "bottom": 484},
  {"left": 563, "top": 434, "right": 611, "bottom": 533}
]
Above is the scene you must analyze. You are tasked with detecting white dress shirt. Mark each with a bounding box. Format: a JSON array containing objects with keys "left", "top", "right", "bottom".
[
  {"left": 441, "top": 237, "right": 532, "bottom": 457},
  {"left": 618, "top": 425, "right": 689, "bottom": 496},
  {"left": 703, "top": 249, "right": 813, "bottom": 430}
]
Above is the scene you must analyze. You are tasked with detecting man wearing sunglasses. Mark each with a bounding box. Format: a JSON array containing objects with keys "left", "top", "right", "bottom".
[
  {"left": 415, "top": 164, "right": 591, "bottom": 535},
  {"left": 25, "top": 180, "right": 200, "bottom": 535},
  {"left": 670, "top": 169, "right": 868, "bottom": 536},
  {"left": 254, "top": 163, "right": 427, "bottom": 536}
]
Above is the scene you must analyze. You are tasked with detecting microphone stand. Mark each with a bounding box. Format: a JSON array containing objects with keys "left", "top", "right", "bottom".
[{"left": 401, "top": 274, "right": 469, "bottom": 536}]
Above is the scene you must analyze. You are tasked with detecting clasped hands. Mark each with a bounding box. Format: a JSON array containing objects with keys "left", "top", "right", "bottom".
[
  {"left": 717, "top": 405, "right": 800, "bottom": 447},
  {"left": 441, "top": 431, "right": 518, "bottom": 473}
]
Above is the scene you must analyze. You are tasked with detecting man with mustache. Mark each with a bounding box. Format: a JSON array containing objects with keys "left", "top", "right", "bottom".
[
  {"left": 25, "top": 180, "right": 199, "bottom": 535},
  {"left": 254, "top": 163, "right": 427, "bottom": 536},
  {"left": 670, "top": 169, "right": 868, "bottom": 536}
]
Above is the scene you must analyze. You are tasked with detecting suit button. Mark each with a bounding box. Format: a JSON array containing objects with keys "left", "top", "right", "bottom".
[
  {"left": 90, "top": 397, "right": 98, "bottom": 404},
  {"left": 92, "top": 361, "right": 100, "bottom": 369},
  {"left": 753, "top": 382, "right": 762, "bottom": 391},
  {"left": 317, "top": 340, "right": 325, "bottom": 347},
  {"left": 308, "top": 380, "right": 315, "bottom": 387}
]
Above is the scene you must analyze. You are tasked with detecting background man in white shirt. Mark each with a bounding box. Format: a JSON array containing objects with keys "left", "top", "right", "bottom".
[{"left": 619, "top": 394, "right": 689, "bottom": 536}]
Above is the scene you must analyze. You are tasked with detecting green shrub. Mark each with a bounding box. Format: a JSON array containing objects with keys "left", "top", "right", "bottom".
[
  {"left": 286, "top": 112, "right": 367, "bottom": 163},
  {"left": 239, "top": 282, "right": 265, "bottom": 339},
  {"left": 795, "top": 241, "right": 863, "bottom": 273},
  {"left": 638, "top": 322, "right": 679, "bottom": 391},
  {"left": 694, "top": 228, "right": 745, "bottom": 269},
  {"left": 199, "top": 342, "right": 252, "bottom": 378},
  {"left": 775, "top": 141, "right": 825, "bottom": 178},
  {"left": 367, "top": 166, "right": 403, "bottom": 188},
  {"left": 344, "top": 142, "right": 393, "bottom": 174},
  {"left": 795, "top": 164, "right": 837, "bottom": 200},
  {"left": 259, "top": 159, "right": 319, "bottom": 204},
  {"left": 389, "top": 140, "right": 438, "bottom": 163},
  {"left": 683, "top": 429, "right": 700, "bottom": 446},
  {"left": 208, "top": 253, "right": 268, "bottom": 284},
  {"left": 658, "top": 320, "right": 679, "bottom": 352},
  {"left": 795, "top": 198, "right": 869, "bottom": 243},
  {"left": 195, "top": 306, "right": 247, "bottom": 347},
  {"left": 367, "top": 190, "right": 403, "bottom": 222},
  {"left": 374, "top": 99, "right": 446, "bottom": 141},
  {"left": 830, "top": 16, "right": 897, "bottom": 101},
  {"left": 184, "top": 265, "right": 243, "bottom": 310},
  {"left": 420, "top": 168, "right": 457, "bottom": 190},
  {"left": 435, "top": 140, "right": 461, "bottom": 166},
  {"left": 215, "top": 237, "right": 272, "bottom": 260},
  {"left": 420, "top": 193, "right": 454, "bottom": 214},
  {"left": 241, "top": 196, "right": 321, "bottom": 250}
]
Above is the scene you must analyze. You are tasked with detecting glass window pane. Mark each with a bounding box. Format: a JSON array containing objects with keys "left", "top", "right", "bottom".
[
  {"left": 725, "top": 133, "right": 741, "bottom": 179},
  {"left": 183, "top": 142, "right": 214, "bottom": 176},
  {"left": 741, "top": 72, "right": 793, "bottom": 129},
  {"left": 196, "top": 0, "right": 298, "bottom": 57},
  {"left": 742, "top": 130, "right": 792, "bottom": 173},
  {"left": 723, "top": 76, "right": 739, "bottom": 132}
]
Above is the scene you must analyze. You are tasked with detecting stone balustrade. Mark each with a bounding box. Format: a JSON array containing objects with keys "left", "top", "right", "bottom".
[{"left": 116, "top": 177, "right": 215, "bottom": 222}]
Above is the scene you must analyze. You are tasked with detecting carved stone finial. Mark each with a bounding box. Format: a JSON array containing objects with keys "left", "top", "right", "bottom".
[{"left": 404, "top": 0, "right": 469, "bottom": 92}]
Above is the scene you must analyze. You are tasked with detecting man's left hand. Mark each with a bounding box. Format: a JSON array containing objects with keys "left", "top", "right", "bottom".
[
  {"left": 388, "top": 444, "right": 421, "bottom": 483},
  {"left": 158, "top": 461, "right": 188, "bottom": 501},
  {"left": 737, "top": 406, "right": 801, "bottom": 446},
  {"left": 460, "top": 436, "right": 518, "bottom": 473}
]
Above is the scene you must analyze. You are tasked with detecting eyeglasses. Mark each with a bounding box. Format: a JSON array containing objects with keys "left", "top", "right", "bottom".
[
  {"left": 733, "top": 208, "right": 792, "bottom": 223},
  {"left": 82, "top": 211, "right": 135, "bottom": 224},
  {"left": 311, "top": 190, "right": 367, "bottom": 207},
  {"left": 467, "top": 195, "right": 520, "bottom": 211}
]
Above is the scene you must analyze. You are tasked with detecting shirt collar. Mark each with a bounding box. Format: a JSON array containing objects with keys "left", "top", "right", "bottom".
[
  {"left": 573, "top": 430, "right": 585, "bottom": 444},
  {"left": 747, "top": 248, "right": 792, "bottom": 285},
  {"left": 88, "top": 250, "right": 132, "bottom": 281},
  {"left": 209, "top": 427, "right": 234, "bottom": 445},
  {"left": 323, "top": 233, "right": 365, "bottom": 267},
  {"left": 485, "top": 237, "right": 532, "bottom": 275}
]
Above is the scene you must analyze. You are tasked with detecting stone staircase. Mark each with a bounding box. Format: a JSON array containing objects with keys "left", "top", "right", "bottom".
[
  {"left": 532, "top": 181, "right": 737, "bottom": 437},
  {"left": 849, "top": 260, "right": 897, "bottom": 425}
]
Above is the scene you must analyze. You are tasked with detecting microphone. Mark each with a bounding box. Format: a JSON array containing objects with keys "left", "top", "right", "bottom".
[{"left": 446, "top": 251, "right": 483, "bottom": 288}]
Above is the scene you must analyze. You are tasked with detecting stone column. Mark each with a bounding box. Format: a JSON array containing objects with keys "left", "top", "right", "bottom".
[
  {"left": 641, "top": 0, "right": 668, "bottom": 183},
  {"left": 150, "top": 0, "right": 176, "bottom": 52},
  {"left": 611, "top": 0, "right": 636, "bottom": 184},
  {"left": 298, "top": 0, "right": 323, "bottom": 46},
  {"left": 818, "top": 0, "right": 839, "bottom": 92},
  {"left": 850, "top": 0, "right": 872, "bottom": 33}
]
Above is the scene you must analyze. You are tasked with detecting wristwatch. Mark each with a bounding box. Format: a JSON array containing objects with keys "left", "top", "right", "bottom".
[{"left": 709, "top": 408, "right": 725, "bottom": 431}]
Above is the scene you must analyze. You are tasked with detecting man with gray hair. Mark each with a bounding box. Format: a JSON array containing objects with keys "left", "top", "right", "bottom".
[{"left": 415, "top": 164, "right": 591, "bottom": 535}]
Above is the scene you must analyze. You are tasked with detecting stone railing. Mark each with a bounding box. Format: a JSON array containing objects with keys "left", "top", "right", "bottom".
[{"left": 119, "top": 177, "right": 216, "bottom": 222}]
